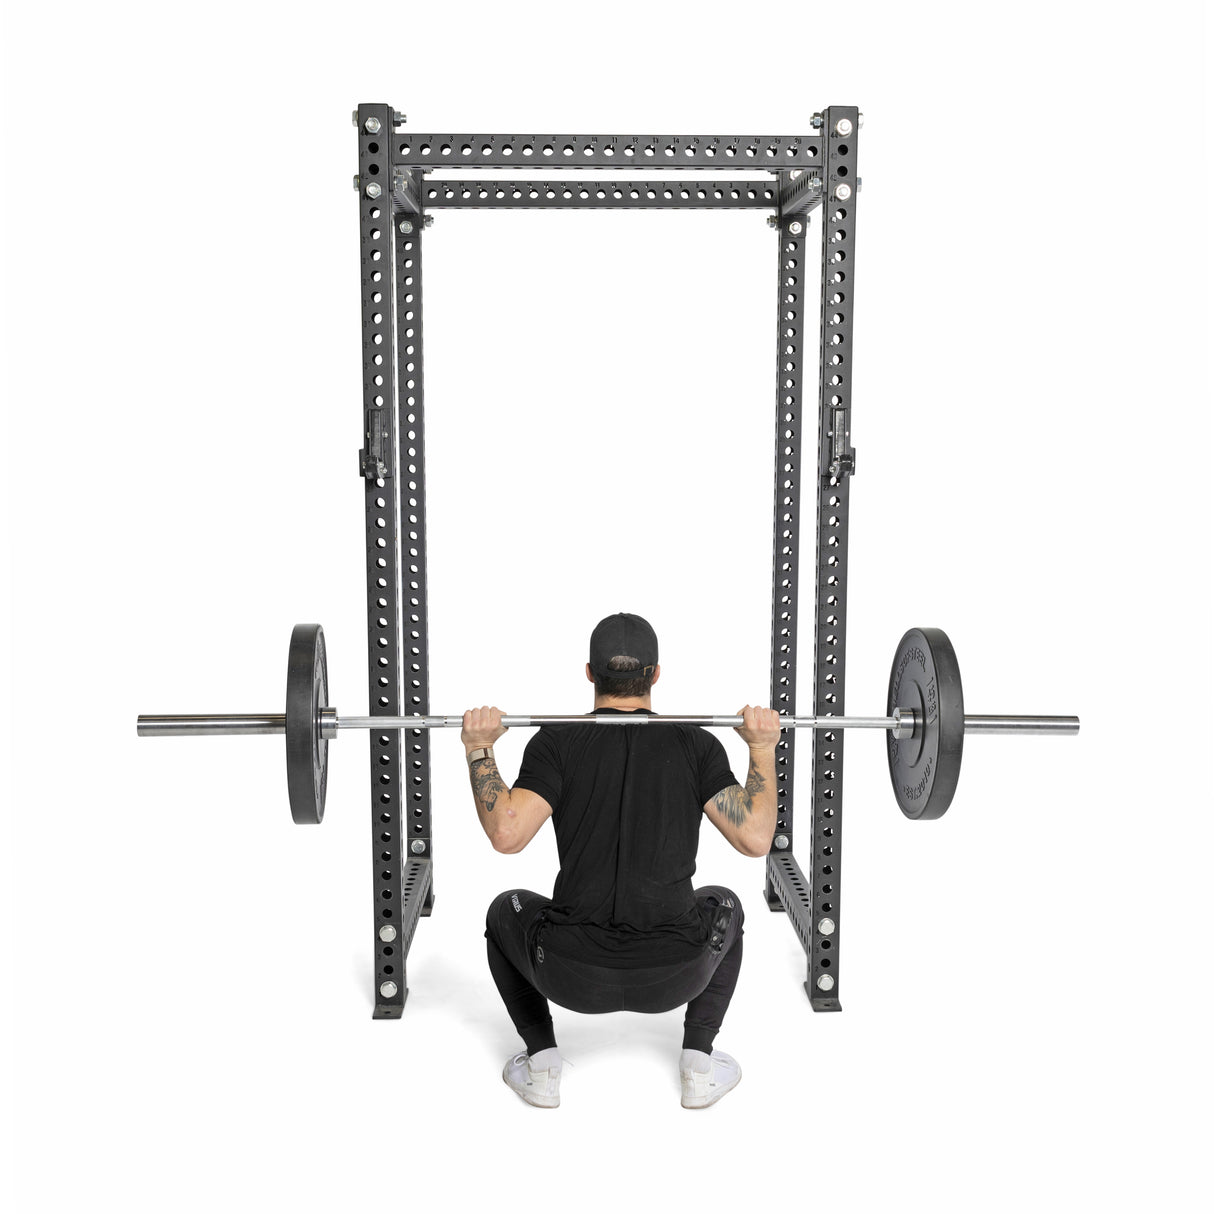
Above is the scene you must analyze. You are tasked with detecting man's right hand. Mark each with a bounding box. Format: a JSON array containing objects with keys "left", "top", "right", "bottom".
[
  {"left": 734, "top": 705, "right": 782, "bottom": 749},
  {"left": 462, "top": 706, "right": 508, "bottom": 749}
]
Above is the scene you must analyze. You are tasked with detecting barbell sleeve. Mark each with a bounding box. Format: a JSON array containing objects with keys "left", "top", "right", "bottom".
[
  {"left": 137, "top": 714, "right": 288, "bottom": 737},
  {"left": 961, "top": 715, "right": 1080, "bottom": 735}
]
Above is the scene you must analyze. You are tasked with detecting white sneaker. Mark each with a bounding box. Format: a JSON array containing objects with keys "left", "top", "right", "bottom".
[
  {"left": 502, "top": 1051, "right": 561, "bottom": 1108},
  {"left": 680, "top": 1048, "right": 741, "bottom": 1109}
]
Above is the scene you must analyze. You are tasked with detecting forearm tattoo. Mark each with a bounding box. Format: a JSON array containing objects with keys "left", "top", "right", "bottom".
[
  {"left": 713, "top": 761, "right": 767, "bottom": 827},
  {"left": 470, "top": 757, "right": 510, "bottom": 813}
]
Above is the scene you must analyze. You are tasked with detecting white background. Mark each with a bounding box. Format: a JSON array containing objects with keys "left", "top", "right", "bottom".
[{"left": 3, "top": 2, "right": 1211, "bottom": 1210}]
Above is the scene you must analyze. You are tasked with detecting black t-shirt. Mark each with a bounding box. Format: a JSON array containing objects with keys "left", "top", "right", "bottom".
[{"left": 513, "top": 708, "right": 739, "bottom": 964}]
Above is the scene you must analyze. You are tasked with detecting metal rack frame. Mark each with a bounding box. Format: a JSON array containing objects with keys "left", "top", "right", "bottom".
[{"left": 353, "top": 103, "right": 860, "bottom": 1017}]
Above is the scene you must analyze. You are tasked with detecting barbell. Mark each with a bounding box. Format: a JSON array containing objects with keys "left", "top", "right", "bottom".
[{"left": 137, "top": 624, "right": 1078, "bottom": 825}]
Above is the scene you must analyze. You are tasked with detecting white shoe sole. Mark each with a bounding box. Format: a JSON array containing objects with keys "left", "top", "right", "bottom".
[
  {"left": 680, "top": 1064, "right": 742, "bottom": 1109},
  {"left": 502, "top": 1064, "right": 560, "bottom": 1108}
]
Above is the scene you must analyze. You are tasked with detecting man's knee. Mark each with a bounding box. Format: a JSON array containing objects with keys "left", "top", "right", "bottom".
[
  {"left": 485, "top": 890, "right": 516, "bottom": 938},
  {"left": 486, "top": 888, "right": 546, "bottom": 940}
]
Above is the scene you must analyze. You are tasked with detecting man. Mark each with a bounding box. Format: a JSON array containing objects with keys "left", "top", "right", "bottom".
[{"left": 463, "top": 612, "right": 780, "bottom": 1110}]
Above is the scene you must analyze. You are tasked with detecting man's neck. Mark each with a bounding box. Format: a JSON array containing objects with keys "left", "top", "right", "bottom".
[{"left": 592, "top": 695, "right": 652, "bottom": 712}]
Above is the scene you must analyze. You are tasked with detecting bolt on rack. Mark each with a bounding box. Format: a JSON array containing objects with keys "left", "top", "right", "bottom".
[{"left": 353, "top": 104, "right": 860, "bottom": 1017}]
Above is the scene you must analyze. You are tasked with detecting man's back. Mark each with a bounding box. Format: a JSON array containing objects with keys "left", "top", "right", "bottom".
[{"left": 514, "top": 708, "right": 738, "bottom": 962}]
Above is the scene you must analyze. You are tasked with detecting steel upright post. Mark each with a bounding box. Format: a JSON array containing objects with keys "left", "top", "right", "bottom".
[
  {"left": 765, "top": 209, "right": 811, "bottom": 873},
  {"left": 806, "top": 106, "right": 859, "bottom": 1011},
  {"left": 355, "top": 103, "right": 433, "bottom": 1018},
  {"left": 392, "top": 159, "right": 437, "bottom": 939}
]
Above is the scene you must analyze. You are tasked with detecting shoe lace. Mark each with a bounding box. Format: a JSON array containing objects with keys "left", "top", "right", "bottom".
[{"left": 512, "top": 1052, "right": 573, "bottom": 1072}]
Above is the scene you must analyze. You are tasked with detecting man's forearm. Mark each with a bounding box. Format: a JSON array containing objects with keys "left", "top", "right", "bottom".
[
  {"left": 467, "top": 747, "right": 514, "bottom": 845},
  {"left": 713, "top": 746, "right": 778, "bottom": 855},
  {"left": 743, "top": 746, "right": 777, "bottom": 851}
]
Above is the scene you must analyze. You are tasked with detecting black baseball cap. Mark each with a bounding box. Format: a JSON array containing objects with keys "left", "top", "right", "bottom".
[{"left": 589, "top": 613, "right": 659, "bottom": 680}]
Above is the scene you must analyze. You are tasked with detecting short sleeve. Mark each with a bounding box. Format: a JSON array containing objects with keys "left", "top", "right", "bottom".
[
  {"left": 697, "top": 731, "right": 739, "bottom": 806},
  {"left": 513, "top": 728, "right": 563, "bottom": 808}
]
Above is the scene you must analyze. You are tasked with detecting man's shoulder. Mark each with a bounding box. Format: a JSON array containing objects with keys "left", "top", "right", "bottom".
[
  {"left": 685, "top": 722, "right": 727, "bottom": 750},
  {"left": 657, "top": 722, "right": 728, "bottom": 768}
]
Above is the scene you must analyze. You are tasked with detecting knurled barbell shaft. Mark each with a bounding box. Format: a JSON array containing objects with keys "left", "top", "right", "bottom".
[
  {"left": 136, "top": 711, "right": 1080, "bottom": 737},
  {"left": 338, "top": 713, "right": 908, "bottom": 731}
]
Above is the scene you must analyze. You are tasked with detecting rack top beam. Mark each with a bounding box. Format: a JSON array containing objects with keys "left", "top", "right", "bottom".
[{"left": 392, "top": 133, "right": 823, "bottom": 170}]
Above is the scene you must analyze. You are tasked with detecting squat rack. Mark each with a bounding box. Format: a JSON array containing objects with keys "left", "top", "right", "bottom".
[{"left": 353, "top": 103, "right": 860, "bottom": 1017}]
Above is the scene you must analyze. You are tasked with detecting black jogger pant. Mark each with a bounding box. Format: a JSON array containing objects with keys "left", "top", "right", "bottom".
[{"left": 484, "top": 887, "right": 745, "bottom": 1056}]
